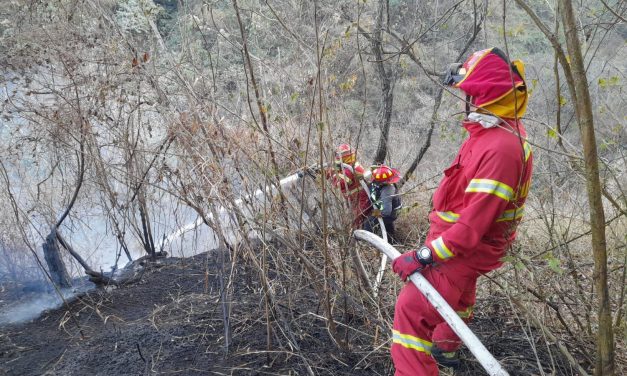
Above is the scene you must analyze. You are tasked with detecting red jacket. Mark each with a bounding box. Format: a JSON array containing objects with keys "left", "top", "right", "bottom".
[
  {"left": 426, "top": 120, "right": 533, "bottom": 274},
  {"left": 329, "top": 162, "right": 366, "bottom": 197}
]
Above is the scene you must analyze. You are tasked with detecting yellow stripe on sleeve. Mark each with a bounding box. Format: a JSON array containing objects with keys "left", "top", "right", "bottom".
[
  {"left": 466, "top": 179, "right": 514, "bottom": 201},
  {"left": 431, "top": 236, "right": 454, "bottom": 260}
]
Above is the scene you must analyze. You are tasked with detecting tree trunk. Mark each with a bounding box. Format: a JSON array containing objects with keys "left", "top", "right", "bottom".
[
  {"left": 371, "top": 0, "right": 394, "bottom": 164},
  {"left": 559, "top": 1, "right": 615, "bottom": 374},
  {"left": 42, "top": 230, "right": 72, "bottom": 288},
  {"left": 138, "top": 194, "right": 156, "bottom": 260}
]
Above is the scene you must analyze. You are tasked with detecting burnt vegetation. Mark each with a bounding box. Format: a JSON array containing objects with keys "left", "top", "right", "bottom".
[{"left": 0, "top": 0, "right": 625, "bottom": 375}]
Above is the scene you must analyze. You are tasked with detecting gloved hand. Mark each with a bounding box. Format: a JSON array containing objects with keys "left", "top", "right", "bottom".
[
  {"left": 442, "top": 63, "right": 464, "bottom": 86},
  {"left": 372, "top": 209, "right": 382, "bottom": 218},
  {"left": 392, "top": 246, "right": 433, "bottom": 281}
]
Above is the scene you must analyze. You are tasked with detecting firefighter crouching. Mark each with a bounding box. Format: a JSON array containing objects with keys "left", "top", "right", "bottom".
[
  {"left": 390, "top": 47, "right": 533, "bottom": 375},
  {"left": 363, "top": 165, "right": 403, "bottom": 244},
  {"left": 327, "top": 143, "right": 372, "bottom": 228}
]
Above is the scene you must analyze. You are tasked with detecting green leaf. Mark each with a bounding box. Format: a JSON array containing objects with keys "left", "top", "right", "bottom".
[
  {"left": 612, "top": 123, "right": 622, "bottom": 133},
  {"left": 290, "top": 92, "right": 299, "bottom": 102},
  {"left": 500, "top": 255, "right": 515, "bottom": 263},
  {"left": 598, "top": 76, "right": 619, "bottom": 88},
  {"left": 559, "top": 95, "right": 567, "bottom": 106},
  {"left": 316, "top": 122, "right": 325, "bottom": 131},
  {"left": 547, "top": 128, "right": 557, "bottom": 138},
  {"left": 548, "top": 258, "right": 562, "bottom": 274}
]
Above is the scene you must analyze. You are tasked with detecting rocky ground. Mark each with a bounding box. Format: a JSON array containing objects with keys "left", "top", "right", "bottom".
[{"left": 0, "top": 250, "right": 586, "bottom": 376}]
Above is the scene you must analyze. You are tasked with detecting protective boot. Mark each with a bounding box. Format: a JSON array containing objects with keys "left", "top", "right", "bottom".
[{"left": 431, "top": 347, "right": 460, "bottom": 369}]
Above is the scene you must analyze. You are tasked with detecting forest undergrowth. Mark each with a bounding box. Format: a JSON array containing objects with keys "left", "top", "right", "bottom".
[{"left": 0, "top": 244, "right": 602, "bottom": 376}]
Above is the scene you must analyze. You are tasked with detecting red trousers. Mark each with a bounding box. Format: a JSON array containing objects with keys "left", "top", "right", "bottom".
[
  {"left": 392, "top": 263, "right": 477, "bottom": 375},
  {"left": 349, "top": 190, "right": 372, "bottom": 228}
]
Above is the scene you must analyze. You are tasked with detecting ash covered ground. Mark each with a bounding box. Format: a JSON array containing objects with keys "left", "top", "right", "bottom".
[{"left": 0, "top": 250, "right": 583, "bottom": 375}]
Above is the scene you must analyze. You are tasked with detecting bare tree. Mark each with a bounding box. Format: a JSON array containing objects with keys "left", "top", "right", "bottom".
[
  {"left": 371, "top": 0, "right": 396, "bottom": 164},
  {"left": 558, "top": 1, "right": 615, "bottom": 374},
  {"left": 514, "top": 0, "right": 617, "bottom": 373}
]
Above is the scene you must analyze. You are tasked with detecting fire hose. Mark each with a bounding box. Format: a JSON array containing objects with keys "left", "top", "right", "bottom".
[
  {"left": 161, "top": 162, "right": 388, "bottom": 298},
  {"left": 160, "top": 161, "right": 509, "bottom": 375},
  {"left": 357, "top": 176, "right": 388, "bottom": 296},
  {"left": 339, "top": 163, "right": 388, "bottom": 297},
  {"left": 353, "top": 229, "right": 510, "bottom": 376}
]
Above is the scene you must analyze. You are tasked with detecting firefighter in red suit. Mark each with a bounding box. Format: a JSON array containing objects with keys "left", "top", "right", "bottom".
[
  {"left": 328, "top": 143, "right": 371, "bottom": 227},
  {"left": 391, "top": 47, "right": 533, "bottom": 375}
]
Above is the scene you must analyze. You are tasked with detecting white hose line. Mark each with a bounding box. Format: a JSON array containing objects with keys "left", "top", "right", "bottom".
[
  {"left": 353, "top": 230, "right": 510, "bottom": 376},
  {"left": 356, "top": 175, "right": 388, "bottom": 298},
  {"left": 159, "top": 171, "right": 305, "bottom": 250},
  {"left": 373, "top": 247, "right": 388, "bottom": 297}
]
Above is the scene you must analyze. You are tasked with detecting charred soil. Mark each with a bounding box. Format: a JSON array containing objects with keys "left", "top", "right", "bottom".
[{"left": 0, "top": 250, "right": 586, "bottom": 375}]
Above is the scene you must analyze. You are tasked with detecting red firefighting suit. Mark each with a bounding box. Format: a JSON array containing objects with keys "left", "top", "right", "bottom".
[
  {"left": 391, "top": 120, "right": 533, "bottom": 375},
  {"left": 329, "top": 162, "right": 371, "bottom": 227}
]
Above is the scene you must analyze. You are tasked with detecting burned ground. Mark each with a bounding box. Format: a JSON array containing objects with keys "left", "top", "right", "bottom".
[{"left": 0, "top": 250, "right": 587, "bottom": 376}]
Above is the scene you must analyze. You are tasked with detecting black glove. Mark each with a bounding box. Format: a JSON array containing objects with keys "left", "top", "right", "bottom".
[{"left": 442, "top": 63, "right": 464, "bottom": 86}]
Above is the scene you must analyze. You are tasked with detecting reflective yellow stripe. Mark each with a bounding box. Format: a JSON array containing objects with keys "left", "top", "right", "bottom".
[
  {"left": 436, "top": 211, "right": 460, "bottom": 223},
  {"left": 496, "top": 206, "right": 525, "bottom": 222},
  {"left": 457, "top": 306, "right": 474, "bottom": 319},
  {"left": 392, "top": 330, "right": 432, "bottom": 354},
  {"left": 431, "top": 236, "right": 454, "bottom": 260},
  {"left": 523, "top": 141, "right": 532, "bottom": 162},
  {"left": 438, "top": 207, "right": 524, "bottom": 223},
  {"left": 466, "top": 179, "right": 514, "bottom": 201}
]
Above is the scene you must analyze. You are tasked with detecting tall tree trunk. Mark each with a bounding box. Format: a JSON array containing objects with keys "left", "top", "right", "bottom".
[
  {"left": 559, "top": 1, "right": 615, "bottom": 374},
  {"left": 43, "top": 108, "right": 87, "bottom": 288},
  {"left": 371, "top": 0, "right": 394, "bottom": 164}
]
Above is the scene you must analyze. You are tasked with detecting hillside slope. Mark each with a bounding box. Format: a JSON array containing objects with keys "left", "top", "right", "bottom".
[{"left": 0, "top": 250, "right": 583, "bottom": 375}]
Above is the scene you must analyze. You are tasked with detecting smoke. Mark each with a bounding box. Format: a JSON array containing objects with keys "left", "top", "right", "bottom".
[
  {"left": 0, "top": 280, "right": 93, "bottom": 326},
  {"left": 0, "top": 169, "right": 316, "bottom": 327}
]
